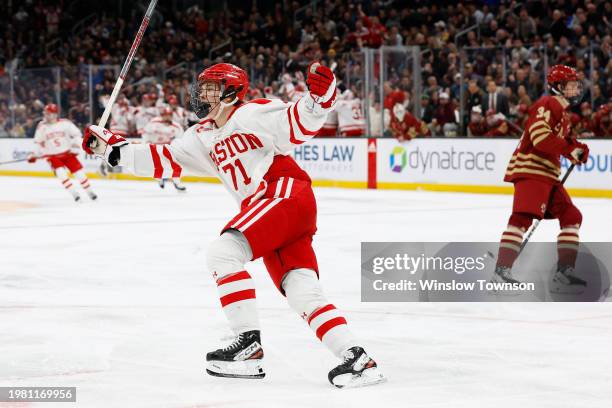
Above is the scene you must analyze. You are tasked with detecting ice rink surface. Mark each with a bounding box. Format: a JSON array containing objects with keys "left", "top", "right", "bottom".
[{"left": 1, "top": 176, "right": 611, "bottom": 408}]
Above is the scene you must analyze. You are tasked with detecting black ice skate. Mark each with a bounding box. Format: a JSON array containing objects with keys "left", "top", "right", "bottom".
[
  {"left": 550, "top": 265, "right": 587, "bottom": 294},
  {"left": 206, "top": 330, "right": 265, "bottom": 379},
  {"left": 158, "top": 179, "right": 165, "bottom": 189},
  {"left": 328, "top": 346, "right": 386, "bottom": 389},
  {"left": 172, "top": 179, "right": 186, "bottom": 192},
  {"left": 491, "top": 265, "right": 522, "bottom": 284},
  {"left": 488, "top": 266, "right": 524, "bottom": 295},
  {"left": 87, "top": 191, "right": 98, "bottom": 201}
]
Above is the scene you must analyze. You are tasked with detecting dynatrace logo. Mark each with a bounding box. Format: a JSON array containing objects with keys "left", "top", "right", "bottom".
[
  {"left": 390, "top": 146, "right": 407, "bottom": 173},
  {"left": 390, "top": 145, "right": 496, "bottom": 174}
]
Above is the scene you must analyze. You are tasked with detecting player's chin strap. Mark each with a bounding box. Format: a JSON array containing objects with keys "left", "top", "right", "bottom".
[
  {"left": 211, "top": 83, "right": 243, "bottom": 121},
  {"left": 550, "top": 83, "right": 581, "bottom": 106}
]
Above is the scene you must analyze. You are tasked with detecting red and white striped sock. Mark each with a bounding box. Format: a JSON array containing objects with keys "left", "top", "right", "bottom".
[
  {"left": 558, "top": 225, "right": 580, "bottom": 267},
  {"left": 61, "top": 178, "right": 74, "bottom": 191},
  {"left": 79, "top": 178, "right": 91, "bottom": 190},
  {"left": 497, "top": 225, "right": 525, "bottom": 268},
  {"left": 215, "top": 270, "right": 260, "bottom": 333},
  {"left": 307, "top": 304, "right": 356, "bottom": 357}
]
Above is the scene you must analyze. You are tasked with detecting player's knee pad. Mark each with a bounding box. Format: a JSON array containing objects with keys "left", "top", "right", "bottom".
[
  {"left": 283, "top": 268, "right": 326, "bottom": 316},
  {"left": 205, "top": 230, "right": 253, "bottom": 278},
  {"left": 508, "top": 212, "right": 533, "bottom": 231},
  {"left": 559, "top": 205, "right": 582, "bottom": 228},
  {"left": 54, "top": 167, "right": 69, "bottom": 180}
]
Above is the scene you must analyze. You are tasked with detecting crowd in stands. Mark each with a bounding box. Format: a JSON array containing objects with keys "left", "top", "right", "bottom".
[{"left": 0, "top": 0, "right": 610, "bottom": 138}]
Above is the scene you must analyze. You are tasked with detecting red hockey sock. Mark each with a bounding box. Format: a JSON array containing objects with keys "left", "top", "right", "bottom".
[
  {"left": 496, "top": 225, "right": 525, "bottom": 268},
  {"left": 557, "top": 226, "right": 580, "bottom": 267}
]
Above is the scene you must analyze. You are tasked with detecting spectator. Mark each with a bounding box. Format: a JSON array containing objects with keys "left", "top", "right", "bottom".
[
  {"left": 465, "top": 80, "right": 484, "bottom": 116},
  {"left": 482, "top": 80, "right": 510, "bottom": 117},
  {"left": 516, "top": 8, "right": 536, "bottom": 41}
]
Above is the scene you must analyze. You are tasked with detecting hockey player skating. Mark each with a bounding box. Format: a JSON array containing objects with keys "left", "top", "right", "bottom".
[
  {"left": 83, "top": 62, "right": 385, "bottom": 388},
  {"left": 492, "top": 65, "right": 589, "bottom": 294},
  {"left": 28, "top": 104, "right": 97, "bottom": 202},
  {"left": 142, "top": 107, "right": 186, "bottom": 191}
]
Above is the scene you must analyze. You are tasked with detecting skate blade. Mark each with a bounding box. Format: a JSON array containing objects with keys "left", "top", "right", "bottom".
[
  {"left": 206, "top": 359, "right": 265, "bottom": 379},
  {"left": 332, "top": 367, "right": 387, "bottom": 389}
]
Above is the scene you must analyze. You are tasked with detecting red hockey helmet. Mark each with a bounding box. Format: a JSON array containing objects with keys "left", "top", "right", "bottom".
[
  {"left": 44, "top": 103, "right": 59, "bottom": 114},
  {"left": 191, "top": 63, "right": 249, "bottom": 118},
  {"left": 547, "top": 65, "right": 578, "bottom": 84},
  {"left": 197, "top": 63, "right": 249, "bottom": 101},
  {"left": 547, "top": 65, "right": 583, "bottom": 105},
  {"left": 43, "top": 103, "right": 59, "bottom": 121}
]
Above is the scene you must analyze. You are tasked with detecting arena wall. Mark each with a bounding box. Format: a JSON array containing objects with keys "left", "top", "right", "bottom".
[{"left": 1, "top": 138, "right": 611, "bottom": 198}]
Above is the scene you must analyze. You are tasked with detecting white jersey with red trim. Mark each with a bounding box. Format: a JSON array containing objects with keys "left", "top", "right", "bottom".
[
  {"left": 336, "top": 98, "right": 366, "bottom": 136},
  {"left": 134, "top": 106, "right": 160, "bottom": 135},
  {"left": 33, "top": 119, "right": 82, "bottom": 156},
  {"left": 157, "top": 103, "right": 188, "bottom": 129},
  {"left": 118, "top": 96, "right": 332, "bottom": 205},
  {"left": 110, "top": 104, "right": 135, "bottom": 137},
  {"left": 142, "top": 118, "right": 183, "bottom": 145}
]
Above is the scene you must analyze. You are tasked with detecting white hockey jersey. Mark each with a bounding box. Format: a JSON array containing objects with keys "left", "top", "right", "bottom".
[
  {"left": 33, "top": 119, "right": 82, "bottom": 156},
  {"left": 336, "top": 98, "right": 366, "bottom": 136},
  {"left": 142, "top": 118, "right": 183, "bottom": 145},
  {"left": 134, "top": 106, "right": 161, "bottom": 136},
  {"left": 171, "top": 106, "right": 188, "bottom": 129},
  {"left": 118, "top": 96, "right": 332, "bottom": 206},
  {"left": 110, "top": 104, "right": 135, "bottom": 137}
]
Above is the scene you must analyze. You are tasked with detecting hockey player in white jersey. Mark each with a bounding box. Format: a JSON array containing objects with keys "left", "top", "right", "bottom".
[
  {"left": 110, "top": 94, "right": 135, "bottom": 137},
  {"left": 166, "top": 95, "right": 188, "bottom": 129},
  {"left": 280, "top": 73, "right": 306, "bottom": 103},
  {"left": 84, "top": 62, "right": 385, "bottom": 388},
  {"left": 28, "top": 104, "right": 97, "bottom": 201},
  {"left": 335, "top": 90, "right": 366, "bottom": 137},
  {"left": 142, "top": 107, "right": 186, "bottom": 191},
  {"left": 134, "top": 93, "right": 160, "bottom": 137}
]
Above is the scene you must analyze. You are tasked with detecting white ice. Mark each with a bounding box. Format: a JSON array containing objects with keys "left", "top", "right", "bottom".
[{"left": 0, "top": 176, "right": 611, "bottom": 408}]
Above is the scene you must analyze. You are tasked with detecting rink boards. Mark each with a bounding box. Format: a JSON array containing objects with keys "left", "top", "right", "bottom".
[{"left": 1, "top": 137, "right": 611, "bottom": 198}]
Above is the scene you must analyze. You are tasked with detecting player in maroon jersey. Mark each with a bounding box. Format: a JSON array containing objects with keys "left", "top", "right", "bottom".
[{"left": 492, "top": 65, "right": 590, "bottom": 294}]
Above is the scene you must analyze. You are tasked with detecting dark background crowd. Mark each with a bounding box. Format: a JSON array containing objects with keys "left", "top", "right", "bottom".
[{"left": 0, "top": 0, "right": 610, "bottom": 138}]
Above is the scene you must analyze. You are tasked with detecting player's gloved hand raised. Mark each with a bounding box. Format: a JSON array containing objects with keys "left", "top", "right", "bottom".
[
  {"left": 565, "top": 140, "right": 589, "bottom": 165},
  {"left": 27, "top": 154, "right": 37, "bottom": 163},
  {"left": 82, "top": 125, "right": 128, "bottom": 167},
  {"left": 306, "top": 61, "right": 336, "bottom": 107}
]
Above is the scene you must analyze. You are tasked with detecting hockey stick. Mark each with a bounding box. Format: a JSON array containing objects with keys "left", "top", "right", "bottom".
[
  {"left": 517, "top": 163, "right": 577, "bottom": 253},
  {"left": 0, "top": 158, "right": 31, "bottom": 166},
  {"left": 97, "top": 0, "right": 158, "bottom": 129},
  {"left": 0, "top": 154, "right": 51, "bottom": 166}
]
